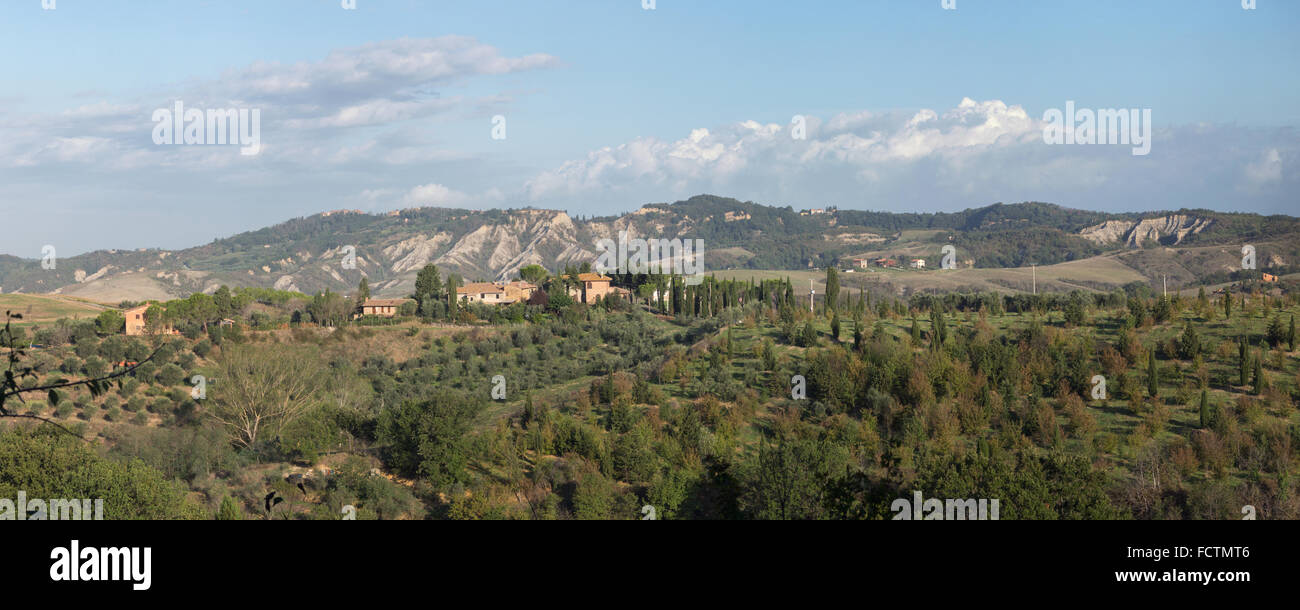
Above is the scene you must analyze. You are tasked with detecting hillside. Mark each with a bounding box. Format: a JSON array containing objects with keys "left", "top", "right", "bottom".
[
  {"left": 0, "top": 196, "right": 1296, "bottom": 301},
  {"left": 0, "top": 293, "right": 114, "bottom": 326}
]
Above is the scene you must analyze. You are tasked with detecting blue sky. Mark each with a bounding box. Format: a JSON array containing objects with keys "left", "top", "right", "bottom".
[{"left": 1, "top": 0, "right": 1296, "bottom": 256}]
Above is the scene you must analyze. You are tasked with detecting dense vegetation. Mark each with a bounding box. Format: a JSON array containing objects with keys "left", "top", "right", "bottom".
[{"left": 2, "top": 259, "right": 1296, "bottom": 520}]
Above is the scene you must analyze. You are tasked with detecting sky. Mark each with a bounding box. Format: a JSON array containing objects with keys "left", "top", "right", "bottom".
[{"left": 0, "top": 0, "right": 1297, "bottom": 257}]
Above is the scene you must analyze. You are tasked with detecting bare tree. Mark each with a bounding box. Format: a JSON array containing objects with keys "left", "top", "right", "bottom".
[{"left": 208, "top": 344, "right": 325, "bottom": 449}]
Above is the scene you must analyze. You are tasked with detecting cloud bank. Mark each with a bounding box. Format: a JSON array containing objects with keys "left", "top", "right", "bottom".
[{"left": 524, "top": 98, "right": 1296, "bottom": 217}]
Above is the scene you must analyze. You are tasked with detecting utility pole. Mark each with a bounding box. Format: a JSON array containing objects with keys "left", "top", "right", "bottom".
[
  {"left": 1031, "top": 264, "right": 1037, "bottom": 295},
  {"left": 809, "top": 279, "right": 815, "bottom": 313},
  {"left": 1163, "top": 275, "right": 1167, "bottom": 298}
]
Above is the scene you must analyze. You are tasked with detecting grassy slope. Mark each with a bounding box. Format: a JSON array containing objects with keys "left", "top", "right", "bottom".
[{"left": 0, "top": 293, "right": 115, "bottom": 326}]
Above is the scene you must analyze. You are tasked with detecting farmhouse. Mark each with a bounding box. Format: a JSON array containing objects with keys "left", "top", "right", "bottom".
[
  {"left": 910, "top": 259, "right": 926, "bottom": 269},
  {"left": 123, "top": 305, "right": 149, "bottom": 335},
  {"left": 1262, "top": 273, "right": 1279, "bottom": 283},
  {"left": 873, "top": 257, "right": 897, "bottom": 268},
  {"left": 123, "top": 304, "right": 179, "bottom": 336},
  {"left": 502, "top": 281, "right": 539, "bottom": 303},
  {"left": 562, "top": 273, "right": 616, "bottom": 304},
  {"left": 454, "top": 281, "right": 540, "bottom": 306},
  {"left": 456, "top": 283, "right": 508, "bottom": 305},
  {"left": 358, "top": 298, "right": 411, "bottom": 317}
]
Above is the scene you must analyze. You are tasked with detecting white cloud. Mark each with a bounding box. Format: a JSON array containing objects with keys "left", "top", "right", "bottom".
[
  {"left": 523, "top": 98, "right": 1298, "bottom": 217},
  {"left": 1244, "top": 148, "right": 1283, "bottom": 186},
  {"left": 285, "top": 97, "right": 464, "bottom": 129},
  {"left": 524, "top": 98, "right": 1043, "bottom": 200},
  {"left": 402, "top": 183, "right": 471, "bottom": 206},
  {"left": 355, "top": 182, "right": 506, "bottom": 212},
  {"left": 224, "top": 36, "right": 559, "bottom": 105},
  {"left": 0, "top": 37, "right": 558, "bottom": 173}
]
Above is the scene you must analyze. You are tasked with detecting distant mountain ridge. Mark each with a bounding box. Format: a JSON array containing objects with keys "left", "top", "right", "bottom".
[{"left": 1, "top": 196, "right": 1296, "bottom": 302}]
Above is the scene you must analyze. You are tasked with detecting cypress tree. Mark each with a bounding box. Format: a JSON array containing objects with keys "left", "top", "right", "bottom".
[
  {"left": 216, "top": 496, "right": 243, "bottom": 520},
  {"left": 800, "top": 321, "right": 817, "bottom": 347},
  {"left": 1198, "top": 389, "right": 1211, "bottom": 429},
  {"left": 825, "top": 267, "right": 840, "bottom": 313},
  {"left": 1238, "top": 338, "right": 1250, "bottom": 386},
  {"left": 1147, "top": 351, "right": 1159, "bottom": 398},
  {"left": 1267, "top": 315, "right": 1285, "bottom": 348},
  {"left": 1252, "top": 354, "right": 1264, "bottom": 395},
  {"left": 1178, "top": 322, "right": 1200, "bottom": 360}
]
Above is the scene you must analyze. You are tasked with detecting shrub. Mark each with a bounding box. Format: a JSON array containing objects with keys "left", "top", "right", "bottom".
[
  {"left": 155, "top": 364, "right": 185, "bottom": 387},
  {"left": 149, "top": 397, "right": 173, "bottom": 415}
]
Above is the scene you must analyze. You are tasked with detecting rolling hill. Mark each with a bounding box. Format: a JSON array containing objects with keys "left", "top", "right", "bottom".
[{"left": 0, "top": 196, "right": 1295, "bottom": 302}]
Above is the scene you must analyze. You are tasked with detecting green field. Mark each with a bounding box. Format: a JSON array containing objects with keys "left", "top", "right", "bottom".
[{"left": 0, "top": 293, "right": 115, "bottom": 326}]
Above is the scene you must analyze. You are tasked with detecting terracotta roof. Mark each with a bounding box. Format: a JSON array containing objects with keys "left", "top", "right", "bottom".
[
  {"left": 456, "top": 283, "right": 506, "bottom": 294},
  {"left": 362, "top": 299, "right": 411, "bottom": 307},
  {"left": 563, "top": 273, "right": 612, "bottom": 282}
]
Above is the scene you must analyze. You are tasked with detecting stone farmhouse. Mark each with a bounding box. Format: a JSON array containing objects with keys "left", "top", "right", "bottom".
[
  {"left": 456, "top": 281, "right": 539, "bottom": 305},
  {"left": 562, "top": 273, "right": 618, "bottom": 305},
  {"left": 358, "top": 298, "right": 413, "bottom": 317}
]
